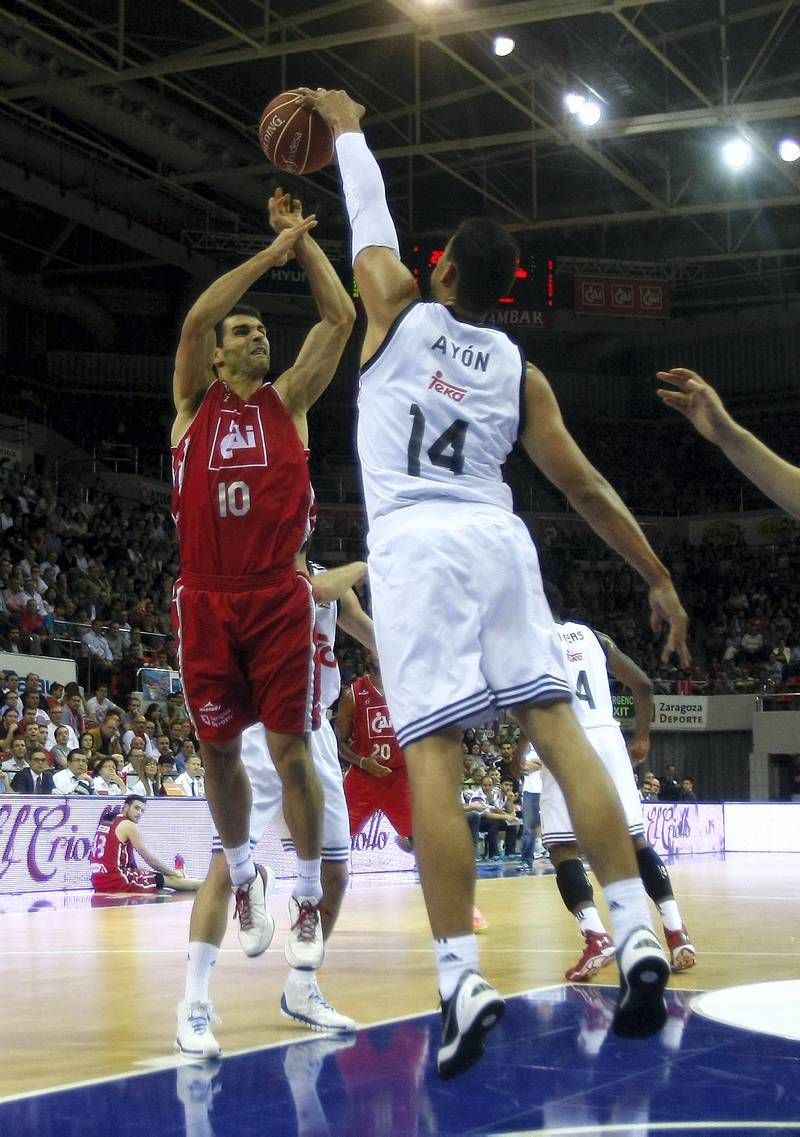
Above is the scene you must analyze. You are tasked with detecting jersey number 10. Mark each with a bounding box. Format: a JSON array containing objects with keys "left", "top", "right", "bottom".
[
  {"left": 407, "top": 403, "right": 468, "bottom": 477},
  {"left": 217, "top": 480, "right": 251, "bottom": 517}
]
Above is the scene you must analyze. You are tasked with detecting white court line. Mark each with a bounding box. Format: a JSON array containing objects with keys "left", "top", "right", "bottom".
[
  {"left": 1, "top": 945, "right": 798, "bottom": 959},
  {"left": 0, "top": 983, "right": 563, "bottom": 1106},
  {"left": 497, "top": 1124, "right": 800, "bottom": 1136}
]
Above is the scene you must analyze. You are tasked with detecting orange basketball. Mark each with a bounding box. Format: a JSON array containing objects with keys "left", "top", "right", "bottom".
[{"left": 258, "top": 90, "right": 334, "bottom": 176}]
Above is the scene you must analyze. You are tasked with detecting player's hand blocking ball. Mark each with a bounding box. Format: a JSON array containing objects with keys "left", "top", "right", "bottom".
[{"left": 259, "top": 90, "right": 335, "bottom": 175}]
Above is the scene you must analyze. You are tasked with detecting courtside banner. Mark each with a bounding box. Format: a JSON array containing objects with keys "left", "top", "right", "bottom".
[
  {"left": 642, "top": 803, "right": 724, "bottom": 857},
  {"left": 651, "top": 695, "right": 708, "bottom": 730},
  {"left": 0, "top": 797, "right": 413, "bottom": 893}
]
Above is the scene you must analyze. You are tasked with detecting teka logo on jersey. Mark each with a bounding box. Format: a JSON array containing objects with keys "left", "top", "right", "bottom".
[
  {"left": 369, "top": 708, "right": 393, "bottom": 736},
  {"left": 209, "top": 406, "right": 268, "bottom": 471},
  {"left": 428, "top": 370, "right": 467, "bottom": 403}
]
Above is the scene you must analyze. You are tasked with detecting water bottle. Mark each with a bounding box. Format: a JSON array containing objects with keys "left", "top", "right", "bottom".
[{"left": 174, "top": 854, "right": 185, "bottom": 872}]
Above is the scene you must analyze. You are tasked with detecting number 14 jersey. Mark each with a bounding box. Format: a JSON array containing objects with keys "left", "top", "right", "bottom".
[{"left": 357, "top": 301, "right": 525, "bottom": 531}]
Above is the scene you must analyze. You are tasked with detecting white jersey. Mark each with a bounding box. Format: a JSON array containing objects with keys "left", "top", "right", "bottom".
[
  {"left": 555, "top": 621, "right": 618, "bottom": 730},
  {"left": 358, "top": 301, "right": 524, "bottom": 533},
  {"left": 309, "top": 563, "right": 341, "bottom": 713}
]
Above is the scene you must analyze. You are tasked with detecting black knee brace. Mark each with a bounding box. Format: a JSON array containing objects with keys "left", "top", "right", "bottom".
[
  {"left": 636, "top": 844, "right": 673, "bottom": 904},
  {"left": 556, "top": 858, "right": 593, "bottom": 914}
]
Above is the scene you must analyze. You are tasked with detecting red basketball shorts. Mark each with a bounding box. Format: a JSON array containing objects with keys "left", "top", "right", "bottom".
[
  {"left": 344, "top": 766, "right": 413, "bottom": 838},
  {"left": 91, "top": 868, "right": 161, "bottom": 894},
  {"left": 173, "top": 570, "right": 315, "bottom": 742}
]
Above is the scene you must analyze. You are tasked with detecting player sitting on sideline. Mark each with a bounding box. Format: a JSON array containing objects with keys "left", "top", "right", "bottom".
[
  {"left": 90, "top": 796, "right": 202, "bottom": 894},
  {"left": 522, "top": 583, "right": 696, "bottom": 981}
]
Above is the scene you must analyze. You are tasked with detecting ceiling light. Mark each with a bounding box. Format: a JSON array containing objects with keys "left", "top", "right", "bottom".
[
  {"left": 577, "top": 100, "right": 602, "bottom": 127},
  {"left": 565, "top": 92, "right": 585, "bottom": 115},
  {"left": 778, "top": 138, "right": 800, "bottom": 163},
  {"left": 722, "top": 139, "right": 752, "bottom": 170},
  {"left": 493, "top": 35, "right": 515, "bottom": 57}
]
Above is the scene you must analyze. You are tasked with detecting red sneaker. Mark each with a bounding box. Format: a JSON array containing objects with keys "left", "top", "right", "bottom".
[
  {"left": 565, "top": 931, "right": 616, "bottom": 981},
  {"left": 665, "top": 926, "right": 696, "bottom": 972},
  {"left": 472, "top": 906, "right": 489, "bottom": 933}
]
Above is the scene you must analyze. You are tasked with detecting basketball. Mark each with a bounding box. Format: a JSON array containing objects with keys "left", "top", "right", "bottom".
[{"left": 258, "top": 90, "right": 334, "bottom": 176}]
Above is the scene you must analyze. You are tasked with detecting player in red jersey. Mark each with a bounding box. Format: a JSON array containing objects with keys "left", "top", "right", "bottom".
[
  {"left": 171, "top": 188, "right": 355, "bottom": 965},
  {"left": 336, "top": 655, "right": 413, "bottom": 843},
  {"left": 90, "top": 796, "right": 202, "bottom": 894}
]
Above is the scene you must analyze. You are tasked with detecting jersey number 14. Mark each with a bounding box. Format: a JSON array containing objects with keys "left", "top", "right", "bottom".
[{"left": 407, "top": 403, "right": 468, "bottom": 476}]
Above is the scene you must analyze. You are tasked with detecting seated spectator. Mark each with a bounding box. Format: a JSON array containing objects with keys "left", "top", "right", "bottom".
[
  {"left": 1, "top": 708, "right": 20, "bottom": 753},
  {"left": 658, "top": 765, "right": 681, "bottom": 802},
  {"left": 2, "top": 736, "right": 29, "bottom": 775},
  {"left": 81, "top": 618, "right": 115, "bottom": 685},
  {"left": 92, "top": 756, "right": 127, "bottom": 796},
  {"left": 11, "top": 748, "right": 54, "bottom": 795},
  {"left": 50, "top": 725, "right": 73, "bottom": 769},
  {"left": 85, "top": 683, "right": 123, "bottom": 724},
  {"left": 53, "top": 750, "right": 94, "bottom": 795},
  {"left": 92, "top": 711, "right": 123, "bottom": 757},
  {"left": 127, "top": 756, "right": 160, "bottom": 798},
  {"left": 680, "top": 777, "right": 698, "bottom": 803},
  {"left": 61, "top": 686, "right": 87, "bottom": 736},
  {"left": 173, "top": 753, "right": 205, "bottom": 798}
]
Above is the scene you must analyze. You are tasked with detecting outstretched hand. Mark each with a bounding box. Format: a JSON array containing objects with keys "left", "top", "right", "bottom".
[
  {"left": 648, "top": 581, "right": 690, "bottom": 668},
  {"left": 269, "top": 186, "right": 305, "bottom": 234},
  {"left": 298, "top": 87, "right": 366, "bottom": 135},
  {"left": 267, "top": 213, "right": 317, "bottom": 266},
  {"left": 656, "top": 368, "right": 735, "bottom": 445}
]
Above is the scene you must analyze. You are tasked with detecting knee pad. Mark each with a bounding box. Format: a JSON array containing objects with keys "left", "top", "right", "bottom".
[
  {"left": 636, "top": 844, "right": 672, "bottom": 904},
  {"left": 556, "top": 858, "right": 593, "bottom": 914}
]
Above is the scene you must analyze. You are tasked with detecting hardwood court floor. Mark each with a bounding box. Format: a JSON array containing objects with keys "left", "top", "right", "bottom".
[{"left": 1, "top": 852, "right": 798, "bottom": 1100}]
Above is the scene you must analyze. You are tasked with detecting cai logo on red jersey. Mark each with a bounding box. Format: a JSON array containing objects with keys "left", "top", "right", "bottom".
[
  {"left": 368, "top": 706, "right": 394, "bottom": 738},
  {"left": 209, "top": 405, "right": 269, "bottom": 471}
]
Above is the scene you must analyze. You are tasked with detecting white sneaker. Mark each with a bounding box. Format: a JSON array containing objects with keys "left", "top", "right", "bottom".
[
  {"left": 234, "top": 864, "right": 275, "bottom": 958},
  {"left": 281, "top": 981, "right": 357, "bottom": 1033},
  {"left": 176, "top": 1000, "right": 222, "bottom": 1059},
  {"left": 285, "top": 896, "right": 324, "bottom": 971},
  {"left": 437, "top": 971, "right": 505, "bottom": 1080},
  {"left": 612, "top": 926, "right": 670, "bottom": 1039}
]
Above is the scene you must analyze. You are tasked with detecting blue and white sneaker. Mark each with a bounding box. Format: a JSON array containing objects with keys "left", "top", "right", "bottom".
[{"left": 612, "top": 926, "right": 669, "bottom": 1038}]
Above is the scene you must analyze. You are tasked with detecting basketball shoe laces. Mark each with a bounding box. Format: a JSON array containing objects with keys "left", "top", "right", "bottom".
[
  {"left": 291, "top": 899, "right": 320, "bottom": 943},
  {"left": 234, "top": 886, "right": 254, "bottom": 930}
]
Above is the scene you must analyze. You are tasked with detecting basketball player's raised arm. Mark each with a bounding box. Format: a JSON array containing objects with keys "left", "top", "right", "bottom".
[
  {"left": 657, "top": 367, "right": 800, "bottom": 519},
  {"left": 271, "top": 189, "right": 355, "bottom": 417},
  {"left": 306, "top": 88, "right": 420, "bottom": 362},
  {"left": 172, "top": 207, "right": 318, "bottom": 443},
  {"left": 520, "top": 363, "right": 690, "bottom": 667},
  {"left": 597, "top": 632, "right": 653, "bottom": 766}
]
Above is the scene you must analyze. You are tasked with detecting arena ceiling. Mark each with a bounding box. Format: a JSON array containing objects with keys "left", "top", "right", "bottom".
[{"left": 1, "top": 0, "right": 799, "bottom": 331}]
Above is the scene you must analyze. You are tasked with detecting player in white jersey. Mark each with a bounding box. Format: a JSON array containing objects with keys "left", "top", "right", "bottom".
[
  {"left": 309, "top": 88, "right": 689, "bottom": 1078},
  {"left": 533, "top": 583, "right": 696, "bottom": 982},
  {"left": 176, "top": 556, "right": 376, "bottom": 1057}
]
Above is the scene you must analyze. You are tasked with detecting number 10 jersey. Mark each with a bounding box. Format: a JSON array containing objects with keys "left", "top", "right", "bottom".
[{"left": 357, "top": 301, "right": 525, "bottom": 536}]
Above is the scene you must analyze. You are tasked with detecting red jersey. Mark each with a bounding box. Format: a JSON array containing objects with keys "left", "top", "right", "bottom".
[
  {"left": 171, "top": 380, "right": 312, "bottom": 581},
  {"left": 90, "top": 812, "right": 136, "bottom": 876},
  {"left": 349, "top": 675, "right": 405, "bottom": 770}
]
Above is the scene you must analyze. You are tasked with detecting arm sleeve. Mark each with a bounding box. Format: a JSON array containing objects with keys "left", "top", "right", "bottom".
[{"left": 335, "top": 131, "right": 401, "bottom": 263}]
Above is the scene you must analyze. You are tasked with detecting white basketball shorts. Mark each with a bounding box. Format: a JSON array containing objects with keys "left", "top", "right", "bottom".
[
  {"left": 211, "top": 718, "right": 350, "bottom": 862},
  {"left": 540, "top": 723, "right": 645, "bottom": 845},
  {"left": 367, "top": 502, "right": 571, "bottom": 748}
]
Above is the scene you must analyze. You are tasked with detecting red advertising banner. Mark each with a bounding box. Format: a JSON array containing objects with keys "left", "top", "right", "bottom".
[{"left": 574, "top": 275, "right": 670, "bottom": 318}]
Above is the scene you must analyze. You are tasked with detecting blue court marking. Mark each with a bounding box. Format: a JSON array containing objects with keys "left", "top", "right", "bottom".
[{"left": 2, "top": 985, "right": 799, "bottom": 1137}]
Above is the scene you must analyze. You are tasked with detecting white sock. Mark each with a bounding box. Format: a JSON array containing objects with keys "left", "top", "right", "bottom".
[
  {"left": 223, "top": 841, "right": 254, "bottom": 888},
  {"left": 657, "top": 898, "right": 683, "bottom": 932},
  {"left": 604, "top": 878, "right": 653, "bottom": 947},
  {"left": 293, "top": 857, "right": 322, "bottom": 902},
  {"left": 435, "top": 933, "right": 479, "bottom": 1000},
  {"left": 575, "top": 905, "right": 607, "bottom": 937},
  {"left": 184, "top": 942, "right": 220, "bottom": 1005}
]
